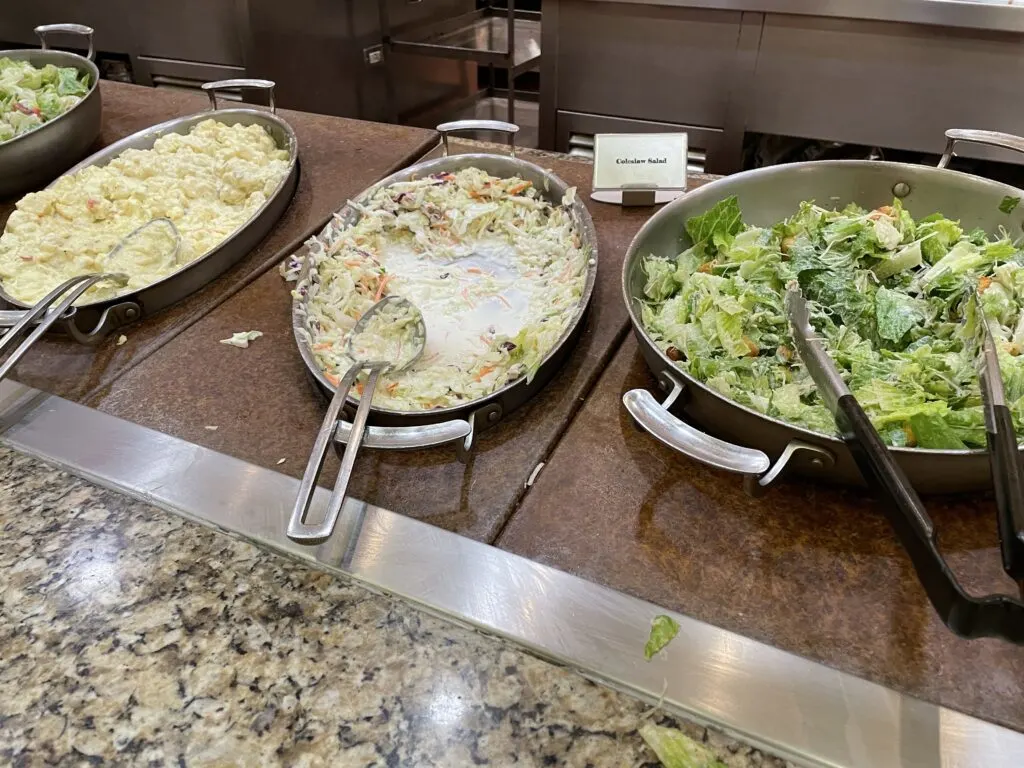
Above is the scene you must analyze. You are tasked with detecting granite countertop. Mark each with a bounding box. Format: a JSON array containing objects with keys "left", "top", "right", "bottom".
[{"left": 0, "top": 446, "right": 787, "bottom": 767}]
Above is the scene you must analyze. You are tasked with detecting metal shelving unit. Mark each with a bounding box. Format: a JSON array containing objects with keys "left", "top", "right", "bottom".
[{"left": 379, "top": 1, "right": 540, "bottom": 125}]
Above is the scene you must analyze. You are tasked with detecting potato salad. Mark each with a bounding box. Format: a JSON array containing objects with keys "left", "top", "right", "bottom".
[{"left": 0, "top": 119, "right": 290, "bottom": 304}]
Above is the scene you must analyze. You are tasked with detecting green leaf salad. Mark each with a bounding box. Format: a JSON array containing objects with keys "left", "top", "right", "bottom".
[
  {"left": 0, "top": 57, "right": 91, "bottom": 144},
  {"left": 640, "top": 195, "right": 1024, "bottom": 449}
]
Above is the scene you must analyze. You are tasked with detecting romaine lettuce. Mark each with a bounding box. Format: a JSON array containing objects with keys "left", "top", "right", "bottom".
[{"left": 640, "top": 196, "right": 1024, "bottom": 447}]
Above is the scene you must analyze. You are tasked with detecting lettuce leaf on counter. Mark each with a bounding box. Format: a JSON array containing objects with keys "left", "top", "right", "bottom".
[
  {"left": 640, "top": 724, "right": 727, "bottom": 768},
  {"left": 644, "top": 615, "right": 680, "bottom": 660}
]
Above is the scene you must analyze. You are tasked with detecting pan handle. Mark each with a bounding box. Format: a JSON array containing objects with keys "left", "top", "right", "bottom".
[
  {"left": 0, "top": 273, "right": 126, "bottom": 382},
  {"left": 623, "top": 371, "right": 771, "bottom": 476},
  {"left": 335, "top": 419, "right": 472, "bottom": 450},
  {"left": 202, "top": 79, "right": 277, "bottom": 113},
  {"left": 287, "top": 364, "right": 361, "bottom": 544},
  {"left": 938, "top": 129, "right": 1024, "bottom": 169},
  {"left": 36, "top": 23, "right": 95, "bottom": 61},
  {"left": 437, "top": 120, "right": 520, "bottom": 158}
]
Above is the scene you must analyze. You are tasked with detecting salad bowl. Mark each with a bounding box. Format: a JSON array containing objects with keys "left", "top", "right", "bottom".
[
  {"left": 623, "top": 129, "right": 1024, "bottom": 494},
  {"left": 0, "top": 24, "right": 101, "bottom": 199}
]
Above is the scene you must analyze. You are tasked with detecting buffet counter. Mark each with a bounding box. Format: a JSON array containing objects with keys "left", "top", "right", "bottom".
[{"left": 1, "top": 81, "right": 1023, "bottom": 767}]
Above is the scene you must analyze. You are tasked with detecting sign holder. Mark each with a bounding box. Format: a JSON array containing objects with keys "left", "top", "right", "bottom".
[{"left": 590, "top": 133, "right": 689, "bottom": 207}]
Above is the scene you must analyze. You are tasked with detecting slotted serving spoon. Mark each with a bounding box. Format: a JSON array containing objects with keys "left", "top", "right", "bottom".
[
  {"left": 0, "top": 217, "right": 182, "bottom": 381},
  {"left": 288, "top": 296, "right": 427, "bottom": 543}
]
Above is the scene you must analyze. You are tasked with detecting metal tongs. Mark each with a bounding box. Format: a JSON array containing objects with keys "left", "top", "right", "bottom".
[
  {"left": 0, "top": 218, "right": 181, "bottom": 382},
  {"left": 785, "top": 284, "right": 1024, "bottom": 643},
  {"left": 974, "top": 295, "right": 1024, "bottom": 597}
]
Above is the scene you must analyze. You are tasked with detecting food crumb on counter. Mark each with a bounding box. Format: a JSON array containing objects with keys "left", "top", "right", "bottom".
[
  {"left": 204, "top": 425, "right": 218, "bottom": 431},
  {"left": 220, "top": 330, "right": 263, "bottom": 348},
  {"left": 276, "top": 458, "right": 286, "bottom": 465},
  {"left": 115, "top": 334, "right": 127, "bottom": 346},
  {"left": 526, "top": 462, "right": 545, "bottom": 487}
]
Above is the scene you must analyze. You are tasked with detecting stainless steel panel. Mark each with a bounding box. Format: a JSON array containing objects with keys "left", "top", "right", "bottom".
[
  {"left": 556, "top": 1, "right": 742, "bottom": 128},
  {"left": 246, "top": 0, "right": 475, "bottom": 122},
  {"left": 1, "top": 381, "right": 1023, "bottom": 767},
  {"left": 555, "top": 109, "right": 722, "bottom": 167},
  {"left": 0, "top": 1, "right": 246, "bottom": 66},
  {"left": 751, "top": 15, "right": 1024, "bottom": 163},
  {"left": 561, "top": 0, "right": 1024, "bottom": 35},
  {"left": 132, "top": 57, "right": 246, "bottom": 93}
]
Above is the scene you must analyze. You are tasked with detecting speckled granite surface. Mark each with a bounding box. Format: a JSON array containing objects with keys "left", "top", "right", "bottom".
[{"left": 0, "top": 446, "right": 786, "bottom": 767}]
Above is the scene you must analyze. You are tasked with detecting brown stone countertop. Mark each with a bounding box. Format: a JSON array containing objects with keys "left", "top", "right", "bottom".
[
  {"left": 87, "top": 147, "right": 711, "bottom": 541},
  {"left": 497, "top": 334, "right": 1024, "bottom": 732},
  {"left": 1, "top": 81, "right": 438, "bottom": 403}
]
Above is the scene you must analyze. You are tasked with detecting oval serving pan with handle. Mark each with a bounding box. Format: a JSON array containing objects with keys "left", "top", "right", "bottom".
[
  {"left": 0, "top": 24, "right": 102, "bottom": 199},
  {"left": 623, "top": 129, "right": 1024, "bottom": 495},
  {"left": 287, "top": 120, "right": 598, "bottom": 543},
  {"left": 0, "top": 79, "right": 299, "bottom": 377}
]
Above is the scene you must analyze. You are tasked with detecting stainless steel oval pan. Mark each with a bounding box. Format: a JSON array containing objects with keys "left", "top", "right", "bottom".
[
  {"left": 623, "top": 129, "right": 1024, "bottom": 494},
  {"left": 287, "top": 120, "right": 598, "bottom": 544},
  {"left": 291, "top": 130, "right": 597, "bottom": 456},
  {"left": 0, "top": 24, "right": 102, "bottom": 199},
  {"left": 0, "top": 79, "right": 299, "bottom": 345}
]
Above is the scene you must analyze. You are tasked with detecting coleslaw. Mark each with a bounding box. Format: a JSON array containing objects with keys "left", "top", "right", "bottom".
[{"left": 287, "top": 167, "right": 590, "bottom": 411}]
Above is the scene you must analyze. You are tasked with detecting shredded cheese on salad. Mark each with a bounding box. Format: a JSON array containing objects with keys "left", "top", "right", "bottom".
[{"left": 287, "top": 167, "right": 590, "bottom": 411}]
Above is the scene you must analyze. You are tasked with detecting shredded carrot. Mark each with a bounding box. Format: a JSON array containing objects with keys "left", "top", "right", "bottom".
[
  {"left": 356, "top": 381, "right": 365, "bottom": 396},
  {"left": 343, "top": 259, "right": 362, "bottom": 267},
  {"left": 475, "top": 365, "right": 496, "bottom": 381},
  {"left": 466, "top": 267, "right": 483, "bottom": 274},
  {"left": 461, "top": 287, "right": 476, "bottom": 309},
  {"left": 979, "top": 275, "right": 993, "bottom": 293},
  {"left": 497, "top": 294, "right": 512, "bottom": 309},
  {"left": 374, "top": 274, "right": 392, "bottom": 302},
  {"left": 325, "top": 372, "right": 340, "bottom": 387},
  {"left": 508, "top": 181, "right": 532, "bottom": 195},
  {"left": 313, "top": 342, "right": 332, "bottom": 351},
  {"left": 387, "top": 382, "right": 399, "bottom": 394}
]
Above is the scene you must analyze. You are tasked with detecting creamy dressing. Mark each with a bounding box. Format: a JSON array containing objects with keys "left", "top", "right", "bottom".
[{"left": 382, "top": 236, "right": 536, "bottom": 367}]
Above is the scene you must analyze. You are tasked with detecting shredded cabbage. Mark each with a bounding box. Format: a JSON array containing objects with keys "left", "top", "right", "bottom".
[
  {"left": 291, "top": 167, "right": 589, "bottom": 411},
  {"left": 641, "top": 196, "right": 1024, "bottom": 449}
]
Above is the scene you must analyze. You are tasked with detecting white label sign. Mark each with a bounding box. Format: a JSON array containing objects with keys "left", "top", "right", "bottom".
[{"left": 592, "top": 133, "right": 688, "bottom": 195}]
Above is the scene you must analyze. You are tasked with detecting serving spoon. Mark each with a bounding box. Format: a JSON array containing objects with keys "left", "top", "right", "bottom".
[{"left": 288, "top": 296, "right": 426, "bottom": 543}]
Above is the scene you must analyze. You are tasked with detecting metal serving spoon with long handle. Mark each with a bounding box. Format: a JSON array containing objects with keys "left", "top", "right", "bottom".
[{"left": 288, "top": 296, "right": 426, "bottom": 544}]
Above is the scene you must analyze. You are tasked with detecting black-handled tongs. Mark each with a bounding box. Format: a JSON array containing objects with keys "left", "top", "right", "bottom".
[
  {"left": 785, "top": 285, "right": 1024, "bottom": 643},
  {"left": 975, "top": 296, "right": 1024, "bottom": 597}
]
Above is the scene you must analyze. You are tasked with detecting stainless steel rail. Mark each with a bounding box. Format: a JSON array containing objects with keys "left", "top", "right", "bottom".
[{"left": 0, "top": 380, "right": 1022, "bottom": 767}]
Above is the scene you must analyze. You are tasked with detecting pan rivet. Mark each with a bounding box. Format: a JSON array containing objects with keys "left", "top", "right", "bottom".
[
  {"left": 488, "top": 411, "right": 500, "bottom": 423},
  {"left": 810, "top": 457, "right": 824, "bottom": 468},
  {"left": 892, "top": 182, "right": 911, "bottom": 198}
]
